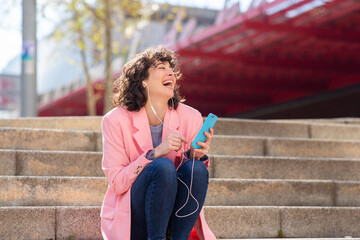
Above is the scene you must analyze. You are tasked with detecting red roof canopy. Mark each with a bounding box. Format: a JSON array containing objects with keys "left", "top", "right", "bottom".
[{"left": 39, "top": 0, "right": 360, "bottom": 117}]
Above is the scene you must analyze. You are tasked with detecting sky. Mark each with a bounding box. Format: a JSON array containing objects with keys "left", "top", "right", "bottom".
[{"left": 0, "top": 0, "right": 254, "bottom": 73}]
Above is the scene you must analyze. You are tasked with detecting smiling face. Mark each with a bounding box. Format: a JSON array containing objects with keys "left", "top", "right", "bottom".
[
  {"left": 112, "top": 46, "right": 184, "bottom": 111},
  {"left": 143, "top": 61, "right": 176, "bottom": 102}
]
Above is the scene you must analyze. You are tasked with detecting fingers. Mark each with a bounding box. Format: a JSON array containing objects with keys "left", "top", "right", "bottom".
[
  {"left": 204, "top": 132, "right": 211, "bottom": 143},
  {"left": 195, "top": 141, "right": 209, "bottom": 159},
  {"left": 204, "top": 128, "right": 213, "bottom": 144},
  {"left": 178, "top": 134, "right": 189, "bottom": 144},
  {"left": 194, "top": 128, "right": 214, "bottom": 157},
  {"left": 196, "top": 141, "right": 209, "bottom": 150},
  {"left": 193, "top": 148, "right": 207, "bottom": 157},
  {"left": 168, "top": 133, "right": 189, "bottom": 144},
  {"left": 169, "top": 141, "right": 182, "bottom": 152},
  {"left": 169, "top": 136, "right": 182, "bottom": 144},
  {"left": 204, "top": 128, "right": 213, "bottom": 137},
  {"left": 164, "top": 129, "right": 215, "bottom": 158},
  {"left": 167, "top": 134, "right": 188, "bottom": 152},
  {"left": 194, "top": 148, "right": 207, "bottom": 154}
]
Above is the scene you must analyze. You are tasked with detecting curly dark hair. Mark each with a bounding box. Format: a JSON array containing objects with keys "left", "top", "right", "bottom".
[{"left": 112, "top": 46, "right": 184, "bottom": 111}]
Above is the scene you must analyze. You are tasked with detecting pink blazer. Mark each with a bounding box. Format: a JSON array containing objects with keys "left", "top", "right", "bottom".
[{"left": 100, "top": 103, "right": 216, "bottom": 240}]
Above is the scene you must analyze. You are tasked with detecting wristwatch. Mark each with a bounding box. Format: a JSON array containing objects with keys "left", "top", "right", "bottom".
[{"left": 145, "top": 149, "right": 155, "bottom": 160}]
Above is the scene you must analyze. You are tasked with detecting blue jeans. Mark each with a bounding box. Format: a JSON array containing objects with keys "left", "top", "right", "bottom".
[{"left": 130, "top": 157, "right": 209, "bottom": 240}]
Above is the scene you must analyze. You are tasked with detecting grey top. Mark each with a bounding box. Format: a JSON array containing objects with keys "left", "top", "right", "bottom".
[{"left": 150, "top": 123, "right": 163, "bottom": 148}]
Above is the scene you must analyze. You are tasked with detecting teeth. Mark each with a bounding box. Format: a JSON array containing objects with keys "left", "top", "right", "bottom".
[{"left": 163, "top": 80, "right": 173, "bottom": 85}]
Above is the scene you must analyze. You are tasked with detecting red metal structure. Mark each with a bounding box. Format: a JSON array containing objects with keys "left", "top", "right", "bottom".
[{"left": 38, "top": 0, "right": 360, "bottom": 117}]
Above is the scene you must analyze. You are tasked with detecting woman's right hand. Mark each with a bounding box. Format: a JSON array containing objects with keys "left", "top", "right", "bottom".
[{"left": 154, "top": 133, "right": 188, "bottom": 159}]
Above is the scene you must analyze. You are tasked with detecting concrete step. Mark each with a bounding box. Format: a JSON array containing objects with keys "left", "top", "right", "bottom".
[
  {"left": 205, "top": 206, "right": 360, "bottom": 239},
  {"left": 0, "top": 176, "right": 107, "bottom": 206},
  {"left": 216, "top": 119, "right": 360, "bottom": 140},
  {"left": 206, "top": 179, "right": 360, "bottom": 207},
  {"left": 1, "top": 206, "right": 360, "bottom": 239},
  {"left": 210, "top": 155, "right": 360, "bottom": 181},
  {"left": 2, "top": 150, "right": 360, "bottom": 181},
  {"left": 210, "top": 136, "right": 360, "bottom": 158},
  {"left": 2, "top": 117, "right": 360, "bottom": 140},
  {"left": 263, "top": 137, "right": 360, "bottom": 158},
  {"left": 3, "top": 127, "right": 360, "bottom": 158},
  {"left": 2, "top": 150, "right": 359, "bottom": 181},
  {"left": 0, "top": 127, "right": 101, "bottom": 152},
  {"left": 0, "top": 206, "right": 99, "bottom": 240},
  {"left": 0, "top": 149, "right": 103, "bottom": 176},
  {"left": 0, "top": 116, "right": 102, "bottom": 131},
  {"left": 2, "top": 176, "right": 360, "bottom": 207}
]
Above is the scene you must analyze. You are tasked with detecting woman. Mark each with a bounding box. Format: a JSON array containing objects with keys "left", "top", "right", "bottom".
[{"left": 100, "top": 46, "right": 216, "bottom": 240}]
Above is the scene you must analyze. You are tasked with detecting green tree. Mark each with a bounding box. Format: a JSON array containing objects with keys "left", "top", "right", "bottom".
[{"left": 42, "top": 0, "right": 151, "bottom": 115}]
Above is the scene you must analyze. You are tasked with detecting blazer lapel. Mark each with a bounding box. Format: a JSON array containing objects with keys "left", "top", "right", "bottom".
[{"left": 132, "top": 108, "right": 153, "bottom": 152}]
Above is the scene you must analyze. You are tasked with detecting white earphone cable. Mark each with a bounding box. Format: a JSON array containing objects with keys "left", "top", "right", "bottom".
[{"left": 145, "top": 83, "right": 200, "bottom": 218}]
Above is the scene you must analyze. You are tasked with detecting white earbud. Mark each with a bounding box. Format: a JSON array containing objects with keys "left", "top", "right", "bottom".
[{"left": 143, "top": 81, "right": 147, "bottom": 87}]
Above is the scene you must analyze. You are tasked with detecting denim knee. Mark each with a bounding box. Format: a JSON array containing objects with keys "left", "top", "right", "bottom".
[
  {"left": 148, "top": 157, "right": 177, "bottom": 183},
  {"left": 180, "top": 159, "right": 209, "bottom": 178}
]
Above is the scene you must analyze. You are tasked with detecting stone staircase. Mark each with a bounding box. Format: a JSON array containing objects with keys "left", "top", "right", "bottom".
[{"left": 1, "top": 117, "right": 360, "bottom": 239}]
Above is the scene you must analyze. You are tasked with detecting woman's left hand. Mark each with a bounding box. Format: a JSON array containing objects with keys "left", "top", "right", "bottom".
[{"left": 190, "top": 128, "right": 214, "bottom": 160}]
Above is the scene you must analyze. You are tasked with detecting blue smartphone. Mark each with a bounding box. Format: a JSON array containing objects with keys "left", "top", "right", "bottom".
[{"left": 191, "top": 113, "right": 218, "bottom": 149}]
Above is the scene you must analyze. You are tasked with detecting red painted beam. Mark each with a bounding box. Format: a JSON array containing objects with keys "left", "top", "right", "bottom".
[
  {"left": 38, "top": 79, "right": 105, "bottom": 116},
  {"left": 172, "top": 0, "right": 337, "bottom": 51},
  {"left": 200, "top": 27, "right": 255, "bottom": 52},
  {"left": 181, "top": 60, "right": 335, "bottom": 89},
  {"left": 178, "top": 49, "right": 360, "bottom": 73},
  {"left": 190, "top": 3, "right": 312, "bottom": 55},
  {"left": 234, "top": 1, "right": 360, "bottom": 54},
  {"left": 244, "top": 21, "right": 360, "bottom": 42},
  {"left": 181, "top": 76, "right": 327, "bottom": 92},
  {"left": 179, "top": 0, "right": 359, "bottom": 72},
  {"left": 197, "top": 0, "right": 315, "bottom": 52},
  {"left": 295, "top": 0, "right": 360, "bottom": 26},
  {"left": 183, "top": 94, "right": 271, "bottom": 107},
  {"left": 267, "top": 0, "right": 315, "bottom": 23},
  {"left": 226, "top": 32, "right": 289, "bottom": 54},
  {"left": 257, "top": 31, "right": 360, "bottom": 63}
]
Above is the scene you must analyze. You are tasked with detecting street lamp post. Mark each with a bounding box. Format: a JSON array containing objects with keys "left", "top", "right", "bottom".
[{"left": 21, "top": 0, "right": 37, "bottom": 117}]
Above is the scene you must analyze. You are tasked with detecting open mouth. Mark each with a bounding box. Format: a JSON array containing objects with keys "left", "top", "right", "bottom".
[{"left": 162, "top": 80, "right": 173, "bottom": 88}]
